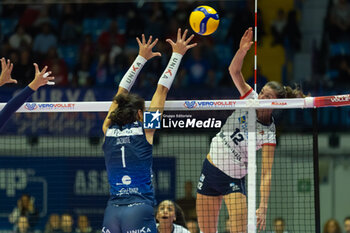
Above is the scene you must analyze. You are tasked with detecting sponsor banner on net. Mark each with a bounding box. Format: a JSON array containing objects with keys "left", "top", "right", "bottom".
[
  {"left": 183, "top": 100, "right": 236, "bottom": 109},
  {"left": 24, "top": 103, "right": 75, "bottom": 111}
]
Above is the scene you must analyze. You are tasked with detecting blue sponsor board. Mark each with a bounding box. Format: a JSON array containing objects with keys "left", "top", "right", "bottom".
[{"left": 0, "top": 156, "right": 175, "bottom": 231}]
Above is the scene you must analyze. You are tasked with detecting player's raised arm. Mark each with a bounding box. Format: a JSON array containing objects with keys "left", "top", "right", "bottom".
[
  {"left": 228, "top": 27, "right": 254, "bottom": 97},
  {"left": 0, "top": 62, "right": 54, "bottom": 131},
  {"left": 102, "top": 35, "right": 161, "bottom": 134},
  {"left": 0, "top": 58, "right": 17, "bottom": 87},
  {"left": 144, "top": 28, "right": 197, "bottom": 143}
]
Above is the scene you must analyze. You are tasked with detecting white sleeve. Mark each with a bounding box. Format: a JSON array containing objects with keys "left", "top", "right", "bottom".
[
  {"left": 240, "top": 88, "right": 258, "bottom": 100},
  {"left": 262, "top": 123, "right": 276, "bottom": 146}
]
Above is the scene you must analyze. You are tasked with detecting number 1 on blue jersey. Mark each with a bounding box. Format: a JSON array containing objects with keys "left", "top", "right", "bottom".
[{"left": 121, "top": 146, "right": 126, "bottom": 168}]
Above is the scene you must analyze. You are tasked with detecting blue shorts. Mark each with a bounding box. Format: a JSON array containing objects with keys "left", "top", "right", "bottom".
[
  {"left": 102, "top": 201, "right": 156, "bottom": 233},
  {"left": 197, "top": 158, "right": 246, "bottom": 196}
]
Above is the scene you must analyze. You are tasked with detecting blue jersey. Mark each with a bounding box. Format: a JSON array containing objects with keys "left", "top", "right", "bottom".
[{"left": 103, "top": 121, "right": 155, "bottom": 206}]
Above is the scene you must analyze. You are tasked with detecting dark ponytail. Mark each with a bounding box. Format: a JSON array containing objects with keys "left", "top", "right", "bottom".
[
  {"left": 109, "top": 93, "right": 145, "bottom": 126},
  {"left": 266, "top": 81, "right": 307, "bottom": 98}
]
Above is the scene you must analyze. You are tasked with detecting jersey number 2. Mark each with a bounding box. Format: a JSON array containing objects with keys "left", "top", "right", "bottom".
[
  {"left": 230, "top": 128, "right": 244, "bottom": 145},
  {"left": 121, "top": 146, "right": 126, "bottom": 168}
]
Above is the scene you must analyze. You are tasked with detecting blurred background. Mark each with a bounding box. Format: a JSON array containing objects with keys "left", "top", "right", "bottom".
[{"left": 0, "top": 0, "right": 349, "bottom": 233}]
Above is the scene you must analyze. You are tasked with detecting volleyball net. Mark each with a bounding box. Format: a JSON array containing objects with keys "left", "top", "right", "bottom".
[{"left": 0, "top": 95, "right": 349, "bottom": 233}]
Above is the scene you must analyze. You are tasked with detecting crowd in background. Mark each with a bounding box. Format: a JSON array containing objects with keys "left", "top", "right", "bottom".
[
  {"left": 0, "top": 0, "right": 307, "bottom": 97},
  {"left": 0, "top": 0, "right": 349, "bottom": 96}
]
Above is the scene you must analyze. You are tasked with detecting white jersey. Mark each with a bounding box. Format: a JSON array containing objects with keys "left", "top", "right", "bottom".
[
  {"left": 156, "top": 223, "right": 191, "bottom": 233},
  {"left": 209, "top": 89, "right": 276, "bottom": 179}
]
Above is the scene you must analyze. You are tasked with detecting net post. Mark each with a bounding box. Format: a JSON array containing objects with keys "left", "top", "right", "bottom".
[
  {"left": 312, "top": 108, "right": 321, "bottom": 233},
  {"left": 247, "top": 108, "right": 257, "bottom": 233}
]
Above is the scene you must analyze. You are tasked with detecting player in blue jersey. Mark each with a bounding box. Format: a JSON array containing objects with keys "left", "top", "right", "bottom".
[
  {"left": 0, "top": 58, "right": 54, "bottom": 131},
  {"left": 101, "top": 28, "right": 197, "bottom": 233}
]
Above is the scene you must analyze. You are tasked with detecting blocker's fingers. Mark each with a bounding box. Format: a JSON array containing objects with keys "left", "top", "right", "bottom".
[
  {"left": 182, "top": 29, "right": 188, "bottom": 41},
  {"left": 40, "top": 66, "right": 48, "bottom": 75},
  {"left": 150, "top": 38, "right": 159, "bottom": 48},
  {"left": 33, "top": 63, "right": 39, "bottom": 73},
  {"left": 43, "top": 72, "right": 51, "bottom": 78},
  {"left": 177, "top": 28, "right": 181, "bottom": 41},
  {"left": 136, "top": 37, "right": 142, "bottom": 47},
  {"left": 47, "top": 81, "right": 55, "bottom": 85},
  {"left": 147, "top": 35, "right": 153, "bottom": 45},
  {"left": 185, "top": 34, "right": 195, "bottom": 44}
]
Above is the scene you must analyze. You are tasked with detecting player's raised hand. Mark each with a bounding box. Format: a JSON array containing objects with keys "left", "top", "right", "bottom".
[
  {"left": 28, "top": 63, "right": 55, "bottom": 91},
  {"left": 240, "top": 27, "right": 254, "bottom": 53},
  {"left": 136, "top": 34, "right": 161, "bottom": 60},
  {"left": 166, "top": 28, "right": 197, "bottom": 55},
  {"left": 0, "top": 58, "right": 17, "bottom": 87},
  {"left": 256, "top": 206, "right": 267, "bottom": 232}
]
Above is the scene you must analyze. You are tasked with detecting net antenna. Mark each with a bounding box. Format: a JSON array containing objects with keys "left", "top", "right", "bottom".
[{"left": 248, "top": 0, "right": 259, "bottom": 231}]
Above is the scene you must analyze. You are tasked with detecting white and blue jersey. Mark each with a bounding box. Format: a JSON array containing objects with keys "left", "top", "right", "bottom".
[{"left": 103, "top": 121, "right": 155, "bottom": 206}]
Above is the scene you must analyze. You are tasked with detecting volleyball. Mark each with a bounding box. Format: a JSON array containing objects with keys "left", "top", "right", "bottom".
[{"left": 189, "top": 5, "right": 220, "bottom": 36}]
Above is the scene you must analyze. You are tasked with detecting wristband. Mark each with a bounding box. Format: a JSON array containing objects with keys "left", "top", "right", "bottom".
[
  {"left": 119, "top": 55, "right": 147, "bottom": 91},
  {"left": 158, "top": 52, "right": 183, "bottom": 90}
]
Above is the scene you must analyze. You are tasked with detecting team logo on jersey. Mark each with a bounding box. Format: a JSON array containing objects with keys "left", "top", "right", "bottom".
[
  {"left": 238, "top": 116, "right": 246, "bottom": 124},
  {"left": 143, "top": 110, "right": 161, "bottom": 129},
  {"left": 24, "top": 103, "right": 38, "bottom": 111},
  {"left": 122, "top": 175, "right": 131, "bottom": 185},
  {"left": 184, "top": 101, "right": 197, "bottom": 109},
  {"left": 230, "top": 182, "right": 240, "bottom": 192}
]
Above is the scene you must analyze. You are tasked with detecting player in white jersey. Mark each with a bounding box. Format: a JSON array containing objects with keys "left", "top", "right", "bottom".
[{"left": 196, "top": 28, "right": 306, "bottom": 233}]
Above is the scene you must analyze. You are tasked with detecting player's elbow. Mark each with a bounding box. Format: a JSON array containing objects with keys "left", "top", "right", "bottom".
[{"left": 228, "top": 66, "right": 241, "bottom": 77}]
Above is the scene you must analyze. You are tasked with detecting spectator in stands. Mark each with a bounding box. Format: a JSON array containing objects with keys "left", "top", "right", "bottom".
[
  {"left": 61, "top": 213, "right": 75, "bottom": 233},
  {"left": 60, "top": 16, "right": 80, "bottom": 44},
  {"left": 156, "top": 200, "right": 190, "bottom": 233},
  {"left": 227, "top": 0, "right": 265, "bottom": 50},
  {"left": 126, "top": 8, "right": 145, "bottom": 40},
  {"left": 183, "top": 46, "right": 212, "bottom": 87},
  {"left": 9, "top": 194, "right": 39, "bottom": 231},
  {"left": 323, "top": 218, "right": 341, "bottom": 233},
  {"left": 18, "top": 5, "right": 41, "bottom": 32},
  {"left": 9, "top": 25, "right": 32, "bottom": 50},
  {"left": 271, "top": 9, "right": 287, "bottom": 46},
  {"left": 283, "top": 10, "right": 302, "bottom": 56},
  {"left": 172, "top": 1, "right": 191, "bottom": 28},
  {"left": 187, "top": 219, "right": 199, "bottom": 233},
  {"left": 75, "top": 215, "right": 93, "bottom": 233},
  {"left": 73, "top": 54, "right": 93, "bottom": 87},
  {"left": 33, "top": 5, "right": 52, "bottom": 30},
  {"left": 144, "top": 2, "right": 167, "bottom": 40},
  {"left": 176, "top": 181, "right": 196, "bottom": 221},
  {"left": 79, "top": 34, "right": 96, "bottom": 60},
  {"left": 14, "top": 49, "right": 35, "bottom": 86},
  {"left": 32, "top": 22, "right": 57, "bottom": 59},
  {"left": 98, "top": 20, "right": 126, "bottom": 53},
  {"left": 270, "top": 217, "right": 288, "bottom": 233},
  {"left": 328, "top": 0, "right": 350, "bottom": 42},
  {"left": 90, "top": 52, "right": 114, "bottom": 87},
  {"left": 45, "top": 214, "right": 61, "bottom": 233},
  {"left": 42, "top": 47, "right": 68, "bottom": 86},
  {"left": 344, "top": 216, "right": 350, "bottom": 233},
  {"left": 337, "top": 56, "right": 350, "bottom": 86},
  {"left": 15, "top": 216, "right": 32, "bottom": 233}
]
